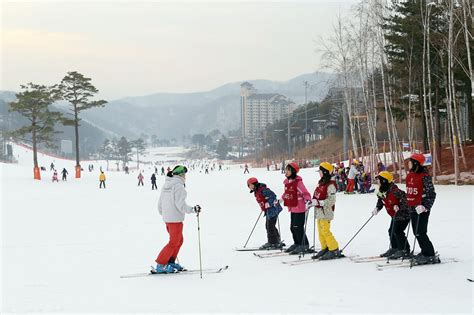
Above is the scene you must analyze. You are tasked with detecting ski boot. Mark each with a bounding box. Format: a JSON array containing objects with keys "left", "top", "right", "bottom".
[
  {"left": 388, "top": 249, "right": 411, "bottom": 260},
  {"left": 311, "top": 248, "right": 328, "bottom": 260},
  {"left": 379, "top": 248, "right": 397, "bottom": 258},
  {"left": 168, "top": 262, "right": 185, "bottom": 271},
  {"left": 268, "top": 242, "right": 286, "bottom": 250},
  {"left": 289, "top": 244, "right": 310, "bottom": 255},
  {"left": 320, "top": 248, "right": 344, "bottom": 260},
  {"left": 259, "top": 242, "right": 273, "bottom": 250},
  {"left": 153, "top": 264, "right": 178, "bottom": 274},
  {"left": 285, "top": 244, "right": 298, "bottom": 253},
  {"left": 412, "top": 254, "right": 441, "bottom": 265}
]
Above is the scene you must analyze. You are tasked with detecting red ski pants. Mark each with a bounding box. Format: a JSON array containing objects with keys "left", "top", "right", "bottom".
[
  {"left": 346, "top": 179, "right": 355, "bottom": 193},
  {"left": 156, "top": 222, "right": 184, "bottom": 265}
]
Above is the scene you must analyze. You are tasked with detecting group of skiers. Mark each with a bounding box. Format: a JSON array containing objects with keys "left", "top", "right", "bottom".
[
  {"left": 149, "top": 152, "right": 437, "bottom": 274},
  {"left": 51, "top": 168, "right": 69, "bottom": 182},
  {"left": 248, "top": 161, "right": 342, "bottom": 260},
  {"left": 331, "top": 160, "right": 379, "bottom": 194},
  {"left": 247, "top": 153, "right": 438, "bottom": 265}
]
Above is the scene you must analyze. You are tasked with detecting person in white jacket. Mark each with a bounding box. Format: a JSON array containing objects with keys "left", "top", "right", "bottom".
[
  {"left": 345, "top": 160, "right": 359, "bottom": 194},
  {"left": 154, "top": 165, "right": 201, "bottom": 274}
]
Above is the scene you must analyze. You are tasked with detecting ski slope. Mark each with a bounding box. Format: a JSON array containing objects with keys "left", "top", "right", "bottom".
[{"left": 1, "top": 145, "right": 473, "bottom": 313}]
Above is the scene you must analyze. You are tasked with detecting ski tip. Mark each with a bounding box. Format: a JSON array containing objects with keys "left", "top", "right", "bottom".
[{"left": 467, "top": 278, "right": 473, "bottom": 282}]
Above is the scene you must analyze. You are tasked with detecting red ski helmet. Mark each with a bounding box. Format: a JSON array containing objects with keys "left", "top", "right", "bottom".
[
  {"left": 409, "top": 153, "right": 425, "bottom": 166},
  {"left": 286, "top": 162, "right": 300, "bottom": 173},
  {"left": 247, "top": 177, "right": 258, "bottom": 186}
]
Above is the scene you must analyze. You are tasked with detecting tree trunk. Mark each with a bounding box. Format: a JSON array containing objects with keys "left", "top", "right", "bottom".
[
  {"left": 462, "top": 0, "right": 473, "bottom": 139},
  {"left": 32, "top": 125, "right": 38, "bottom": 169},
  {"left": 136, "top": 149, "right": 139, "bottom": 169},
  {"left": 74, "top": 106, "right": 80, "bottom": 167}
]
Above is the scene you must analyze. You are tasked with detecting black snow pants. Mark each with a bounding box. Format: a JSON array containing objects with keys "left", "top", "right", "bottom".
[{"left": 290, "top": 212, "right": 309, "bottom": 246}]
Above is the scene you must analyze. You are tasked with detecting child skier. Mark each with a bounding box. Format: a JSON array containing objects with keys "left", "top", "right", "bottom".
[
  {"left": 155, "top": 165, "right": 201, "bottom": 273},
  {"left": 99, "top": 171, "right": 106, "bottom": 189},
  {"left": 138, "top": 172, "right": 144, "bottom": 186},
  {"left": 281, "top": 162, "right": 312, "bottom": 255},
  {"left": 311, "top": 162, "right": 343, "bottom": 260},
  {"left": 52, "top": 170, "right": 59, "bottom": 182},
  {"left": 406, "top": 153, "right": 438, "bottom": 265},
  {"left": 372, "top": 171, "right": 411, "bottom": 259},
  {"left": 247, "top": 177, "right": 284, "bottom": 250}
]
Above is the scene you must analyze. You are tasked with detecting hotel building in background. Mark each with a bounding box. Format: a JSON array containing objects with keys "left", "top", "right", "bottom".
[{"left": 240, "top": 82, "right": 296, "bottom": 139}]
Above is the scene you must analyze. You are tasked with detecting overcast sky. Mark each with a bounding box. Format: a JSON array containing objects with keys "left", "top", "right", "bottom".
[{"left": 1, "top": 0, "right": 358, "bottom": 100}]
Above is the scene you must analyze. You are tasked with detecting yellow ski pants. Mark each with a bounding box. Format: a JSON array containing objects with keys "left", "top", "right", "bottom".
[{"left": 317, "top": 219, "right": 339, "bottom": 251}]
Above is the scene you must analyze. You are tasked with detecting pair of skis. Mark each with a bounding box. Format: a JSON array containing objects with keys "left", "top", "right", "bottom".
[{"left": 121, "top": 265, "right": 229, "bottom": 278}]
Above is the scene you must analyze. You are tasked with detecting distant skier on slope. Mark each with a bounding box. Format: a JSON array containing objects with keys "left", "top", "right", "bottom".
[
  {"left": 247, "top": 177, "right": 284, "bottom": 250},
  {"left": 243, "top": 163, "right": 249, "bottom": 174},
  {"left": 155, "top": 165, "right": 201, "bottom": 274},
  {"left": 151, "top": 173, "right": 157, "bottom": 190},
  {"left": 52, "top": 170, "right": 59, "bottom": 182},
  {"left": 137, "top": 172, "right": 144, "bottom": 186},
  {"left": 61, "top": 168, "right": 68, "bottom": 181},
  {"left": 99, "top": 171, "right": 106, "bottom": 189},
  {"left": 372, "top": 171, "right": 411, "bottom": 259}
]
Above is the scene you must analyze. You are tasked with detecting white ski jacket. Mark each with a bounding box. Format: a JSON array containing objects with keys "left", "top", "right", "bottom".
[
  {"left": 157, "top": 175, "right": 195, "bottom": 223},
  {"left": 348, "top": 165, "right": 359, "bottom": 180}
]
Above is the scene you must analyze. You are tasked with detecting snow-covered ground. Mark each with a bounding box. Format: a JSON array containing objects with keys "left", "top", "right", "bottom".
[{"left": 1, "top": 145, "right": 473, "bottom": 313}]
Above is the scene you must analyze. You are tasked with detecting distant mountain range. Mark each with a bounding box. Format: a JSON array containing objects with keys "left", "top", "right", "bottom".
[{"left": 1, "top": 72, "right": 335, "bottom": 141}]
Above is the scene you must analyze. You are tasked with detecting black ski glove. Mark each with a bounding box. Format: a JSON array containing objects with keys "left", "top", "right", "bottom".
[{"left": 193, "top": 205, "right": 202, "bottom": 213}]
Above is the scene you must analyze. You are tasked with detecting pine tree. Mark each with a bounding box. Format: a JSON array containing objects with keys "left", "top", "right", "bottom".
[
  {"left": 58, "top": 71, "right": 107, "bottom": 177},
  {"left": 117, "top": 136, "right": 132, "bottom": 170},
  {"left": 216, "top": 135, "right": 230, "bottom": 159},
  {"left": 130, "top": 138, "right": 146, "bottom": 169},
  {"left": 8, "top": 83, "right": 63, "bottom": 179}
]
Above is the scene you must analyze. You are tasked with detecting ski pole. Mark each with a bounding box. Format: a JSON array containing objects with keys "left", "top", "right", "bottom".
[
  {"left": 386, "top": 217, "right": 396, "bottom": 264},
  {"left": 299, "top": 206, "right": 311, "bottom": 259},
  {"left": 277, "top": 215, "right": 283, "bottom": 252},
  {"left": 401, "top": 217, "right": 412, "bottom": 263},
  {"left": 243, "top": 211, "right": 263, "bottom": 248},
  {"left": 197, "top": 212, "right": 203, "bottom": 279},
  {"left": 341, "top": 213, "right": 375, "bottom": 252},
  {"left": 409, "top": 214, "right": 420, "bottom": 269},
  {"left": 313, "top": 205, "right": 317, "bottom": 254}
]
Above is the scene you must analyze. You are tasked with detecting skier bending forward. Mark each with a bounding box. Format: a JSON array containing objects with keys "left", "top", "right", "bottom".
[{"left": 155, "top": 165, "right": 201, "bottom": 274}]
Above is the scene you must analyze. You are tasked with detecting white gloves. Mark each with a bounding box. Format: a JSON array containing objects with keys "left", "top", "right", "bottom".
[
  {"left": 415, "top": 205, "right": 427, "bottom": 214},
  {"left": 393, "top": 205, "right": 399, "bottom": 213},
  {"left": 265, "top": 202, "right": 270, "bottom": 209},
  {"left": 372, "top": 208, "right": 379, "bottom": 216},
  {"left": 317, "top": 200, "right": 325, "bottom": 207}
]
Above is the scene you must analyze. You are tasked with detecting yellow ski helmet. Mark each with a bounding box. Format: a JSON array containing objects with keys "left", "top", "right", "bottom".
[
  {"left": 377, "top": 171, "right": 393, "bottom": 183},
  {"left": 319, "top": 162, "right": 334, "bottom": 174}
]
